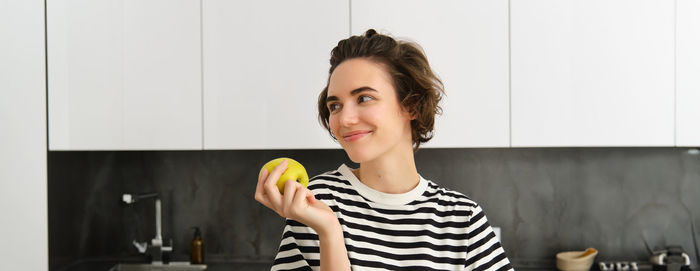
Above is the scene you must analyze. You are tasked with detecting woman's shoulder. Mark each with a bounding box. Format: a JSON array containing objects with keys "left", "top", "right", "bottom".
[
  {"left": 421, "top": 179, "right": 480, "bottom": 209},
  {"left": 308, "top": 168, "right": 351, "bottom": 186},
  {"left": 305, "top": 167, "right": 364, "bottom": 205},
  {"left": 305, "top": 167, "right": 358, "bottom": 196}
]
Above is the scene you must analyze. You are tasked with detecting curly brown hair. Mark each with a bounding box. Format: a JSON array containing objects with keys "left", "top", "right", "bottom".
[{"left": 317, "top": 29, "right": 445, "bottom": 151}]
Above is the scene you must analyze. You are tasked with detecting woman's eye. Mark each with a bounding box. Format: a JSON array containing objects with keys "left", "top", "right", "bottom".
[
  {"left": 328, "top": 103, "right": 340, "bottom": 112},
  {"left": 358, "top": 95, "right": 374, "bottom": 103}
]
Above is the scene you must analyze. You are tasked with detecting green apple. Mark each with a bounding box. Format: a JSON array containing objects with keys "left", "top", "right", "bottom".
[{"left": 260, "top": 158, "right": 309, "bottom": 194}]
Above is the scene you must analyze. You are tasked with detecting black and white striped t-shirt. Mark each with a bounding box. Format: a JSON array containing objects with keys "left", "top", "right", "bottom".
[{"left": 272, "top": 164, "right": 513, "bottom": 271}]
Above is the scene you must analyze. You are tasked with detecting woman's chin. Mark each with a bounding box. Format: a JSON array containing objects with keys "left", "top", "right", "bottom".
[
  {"left": 345, "top": 150, "right": 372, "bottom": 164},
  {"left": 346, "top": 153, "right": 363, "bottom": 164}
]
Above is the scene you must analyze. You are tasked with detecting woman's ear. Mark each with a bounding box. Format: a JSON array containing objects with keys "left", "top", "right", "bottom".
[
  {"left": 408, "top": 108, "right": 418, "bottom": 120},
  {"left": 400, "top": 104, "right": 417, "bottom": 120}
]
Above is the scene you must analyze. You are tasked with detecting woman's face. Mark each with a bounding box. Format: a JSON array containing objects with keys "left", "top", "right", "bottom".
[{"left": 326, "top": 58, "right": 414, "bottom": 163}]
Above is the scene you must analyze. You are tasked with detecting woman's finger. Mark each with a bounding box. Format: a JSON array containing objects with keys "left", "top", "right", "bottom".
[
  {"left": 305, "top": 189, "right": 316, "bottom": 205},
  {"left": 255, "top": 168, "right": 269, "bottom": 197},
  {"left": 292, "top": 184, "right": 310, "bottom": 209},
  {"left": 254, "top": 168, "right": 274, "bottom": 208},
  {"left": 263, "top": 159, "right": 287, "bottom": 210},
  {"left": 258, "top": 168, "right": 269, "bottom": 185},
  {"left": 282, "top": 178, "right": 297, "bottom": 216}
]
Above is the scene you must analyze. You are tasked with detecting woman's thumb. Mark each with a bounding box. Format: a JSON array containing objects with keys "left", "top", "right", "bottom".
[{"left": 306, "top": 190, "right": 316, "bottom": 203}]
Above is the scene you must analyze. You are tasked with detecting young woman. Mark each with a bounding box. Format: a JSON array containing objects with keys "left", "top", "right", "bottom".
[{"left": 255, "top": 29, "right": 513, "bottom": 271}]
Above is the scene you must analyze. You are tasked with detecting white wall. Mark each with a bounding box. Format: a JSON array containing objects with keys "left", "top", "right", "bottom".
[{"left": 0, "top": 0, "right": 48, "bottom": 269}]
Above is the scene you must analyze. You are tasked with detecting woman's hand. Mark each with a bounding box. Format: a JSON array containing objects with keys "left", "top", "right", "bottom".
[
  {"left": 254, "top": 159, "right": 339, "bottom": 235},
  {"left": 255, "top": 160, "right": 351, "bottom": 270}
]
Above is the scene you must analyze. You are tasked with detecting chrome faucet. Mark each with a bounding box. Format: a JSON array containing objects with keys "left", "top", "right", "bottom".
[{"left": 122, "top": 192, "right": 172, "bottom": 264}]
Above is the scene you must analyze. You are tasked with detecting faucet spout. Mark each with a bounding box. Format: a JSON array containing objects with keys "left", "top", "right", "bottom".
[
  {"left": 122, "top": 192, "right": 171, "bottom": 264},
  {"left": 153, "top": 198, "right": 162, "bottom": 246}
]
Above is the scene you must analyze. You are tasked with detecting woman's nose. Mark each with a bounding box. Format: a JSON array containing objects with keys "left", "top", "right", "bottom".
[{"left": 339, "top": 105, "right": 359, "bottom": 126}]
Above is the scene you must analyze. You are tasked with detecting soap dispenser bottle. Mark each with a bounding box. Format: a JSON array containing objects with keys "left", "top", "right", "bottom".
[{"left": 190, "top": 227, "right": 204, "bottom": 264}]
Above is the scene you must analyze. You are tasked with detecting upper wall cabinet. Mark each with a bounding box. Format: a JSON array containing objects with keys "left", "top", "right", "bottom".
[
  {"left": 352, "top": 0, "right": 510, "bottom": 148},
  {"left": 203, "top": 0, "right": 348, "bottom": 149},
  {"left": 676, "top": 0, "right": 700, "bottom": 146},
  {"left": 510, "top": 0, "right": 675, "bottom": 147},
  {"left": 48, "top": 0, "right": 202, "bottom": 150}
]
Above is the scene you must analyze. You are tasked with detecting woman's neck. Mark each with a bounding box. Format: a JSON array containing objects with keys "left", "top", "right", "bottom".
[{"left": 352, "top": 144, "right": 420, "bottom": 194}]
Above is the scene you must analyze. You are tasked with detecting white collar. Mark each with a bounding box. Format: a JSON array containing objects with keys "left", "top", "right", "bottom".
[{"left": 337, "top": 164, "right": 428, "bottom": 206}]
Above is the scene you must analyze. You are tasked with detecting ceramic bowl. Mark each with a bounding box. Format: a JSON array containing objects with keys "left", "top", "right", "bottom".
[{"left": 556, "top": 248, "right": 598, "bottom": 271}]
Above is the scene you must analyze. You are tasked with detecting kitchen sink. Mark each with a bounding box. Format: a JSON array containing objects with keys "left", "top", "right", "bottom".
[{"left": 108, "top": 262, "right": 207, "bottom": 271}]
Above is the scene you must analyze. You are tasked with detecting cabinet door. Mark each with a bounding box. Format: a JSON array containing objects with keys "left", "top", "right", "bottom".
[
  {"left": 203, "top": 0, "right": 349, "bottom": 149},
  {"left": 511, "top": 0, "right": 675, "bottom": 147},
  {"left": 352, "top": 0, "right": 510, "bottom": 148},
  {"left": 676, "top": 0, "right": 700, "bottom": 146},
  {"left": 48, "top": 0, "right": 202, "bottom": 150}
]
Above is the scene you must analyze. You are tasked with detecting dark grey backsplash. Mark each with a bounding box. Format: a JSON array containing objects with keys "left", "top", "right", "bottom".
[{"left": 48, "top": 148, "right": 700, "bottom": 269}]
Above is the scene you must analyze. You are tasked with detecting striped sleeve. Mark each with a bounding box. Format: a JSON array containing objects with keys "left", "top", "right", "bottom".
[
  {"left": 272, "top": 172, "right": 342, "bottom": 271},
  {"left": 271, "top": 219, "right": 320, "bottom": 271},
  {"left": 465, "top": 204, "right": 513, "bottom": 271}
]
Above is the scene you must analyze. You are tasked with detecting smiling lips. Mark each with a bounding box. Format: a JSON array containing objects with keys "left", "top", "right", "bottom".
[{"left": 343, "top": 130, "right": 372, "bottom": 142}]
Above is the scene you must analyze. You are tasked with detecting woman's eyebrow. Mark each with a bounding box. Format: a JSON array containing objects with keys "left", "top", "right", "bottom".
[{"left": 326, "top": 87, "right": 377, "bottom": 103}]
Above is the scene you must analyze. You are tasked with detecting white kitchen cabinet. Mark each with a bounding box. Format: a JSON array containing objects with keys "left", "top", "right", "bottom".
[
  {"left": 203, "top": 0, "right": 349, "bottom": 149},
  {"left": 352, "top": 0, "right": 510, "bottom": 148},
  {"left": 48, "top": 0, "right": 202, "bottom": 150},
  {"left": 676, "top": 0, "right": 700, "bottom": 146},
  {"left": 1, "top": 0, "right": 48, "bottom": 270},
  {"left": 510, "top": 0, "right": 675, "bottom": 147}
]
